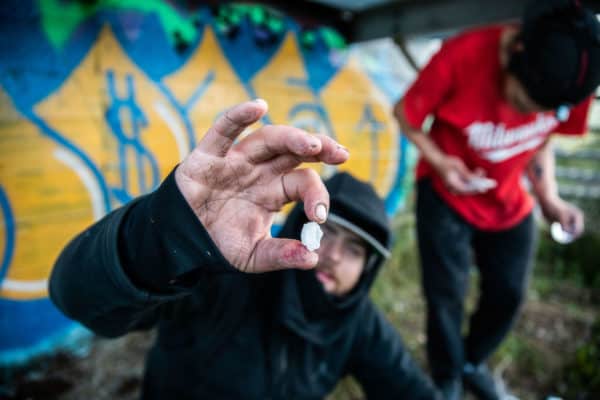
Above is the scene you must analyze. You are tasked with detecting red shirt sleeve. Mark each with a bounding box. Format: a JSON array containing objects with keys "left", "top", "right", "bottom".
[
  {"left": 556, "top": 96, "right": 593, "bottom": 135},
  {"left": 402, "top": 39, "right": 457, "bottom": 130}
]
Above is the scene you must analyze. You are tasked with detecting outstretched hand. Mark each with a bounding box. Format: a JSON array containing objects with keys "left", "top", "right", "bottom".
[{"left": 175, "top": 99, "right": 349, "bottom": 273}]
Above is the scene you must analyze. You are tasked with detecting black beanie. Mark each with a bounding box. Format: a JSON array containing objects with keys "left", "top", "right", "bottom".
[
  {"left": 324, "top": 172, "right": 391, "bottom": 259},
  {"left": 508, "top": 0, "right": 600, "bottom": 109}
]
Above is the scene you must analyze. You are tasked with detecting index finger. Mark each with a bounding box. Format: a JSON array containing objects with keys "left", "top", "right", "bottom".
[{"left": 197, "top": 99, "right": 268, "bottom": 157}]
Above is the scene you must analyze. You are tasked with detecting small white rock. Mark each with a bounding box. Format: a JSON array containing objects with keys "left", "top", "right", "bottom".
[
  {"left": 301, "top": 222, "right": 323, "bottom": 251},
  {"left": 550, "top": 221, "right": 575, "bottom": 244},
  {"left": 466, "top": 177, "right": 497, "bottom": 192}
]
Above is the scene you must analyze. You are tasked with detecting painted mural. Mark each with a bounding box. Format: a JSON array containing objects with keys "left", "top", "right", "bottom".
[{"left": 0, "top": 0, "right": 416, "bottom": 364}]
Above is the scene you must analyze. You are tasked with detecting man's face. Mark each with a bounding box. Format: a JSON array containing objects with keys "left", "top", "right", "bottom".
[
  {"left": 314, "top": 221, "right": 368, "bottom": 297},
  {"left": 504, "top": 73, "right": 546, "bottom": 113}
]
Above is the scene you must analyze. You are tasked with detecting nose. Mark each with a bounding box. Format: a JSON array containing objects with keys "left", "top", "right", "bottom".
[{"left": 321, "top": 236, "right": 343, "bottom": 263}]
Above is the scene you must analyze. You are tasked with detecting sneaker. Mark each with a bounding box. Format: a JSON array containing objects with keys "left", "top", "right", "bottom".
[
  {"left": 437, "top": 378, "right": 462, "bottom": 400},
  {"left": 462, "top": 363, "right": 503, "bottom": 400}
]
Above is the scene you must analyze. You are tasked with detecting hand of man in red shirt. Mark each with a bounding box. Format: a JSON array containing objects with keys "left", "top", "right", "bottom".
[
  {"left": 174, "top": 99, "right": 349, "bottom": 273},
  {"left": 541, "top": 197, "right": 585, "bottom": 238},
  {"left": 435, "top": 155, "right": 494, "bottom": 195}
]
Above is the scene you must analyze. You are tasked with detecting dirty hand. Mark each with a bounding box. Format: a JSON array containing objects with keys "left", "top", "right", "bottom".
[{"left": 174, "top": 99, "right": 349, "bottom": 273}]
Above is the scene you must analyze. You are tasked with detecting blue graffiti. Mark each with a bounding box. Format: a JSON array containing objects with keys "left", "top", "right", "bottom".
[
  {"left": 0, "top": 1, "right": 414, "bottom": 369},
  {"left": 216, "top": 17, "right": 284, "bottom": 83},
  {"left": 384, "top": 135, "right": 411, "bottom": 216},
  {"left": 105, "top": 71, "right": 159, "bottom": 204},
  {"left": 156, "top": 70, "right": 215, "bottom": 150},
  {"left": 286, "top": 77, "right": 335, "bottom": 139},
  {"left": 357, "top": 104, "right": 385, "bottom": 182},
  {"left": 0, "top": 187, "right": 15, "bottom": 285},
  {"left": 27, "top": 111, "right": 113, "bottom": 214}
]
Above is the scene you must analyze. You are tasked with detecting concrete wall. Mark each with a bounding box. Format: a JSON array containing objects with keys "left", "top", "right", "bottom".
[{"left": 0, "top": 1, "right": 423, "bottom": 364}]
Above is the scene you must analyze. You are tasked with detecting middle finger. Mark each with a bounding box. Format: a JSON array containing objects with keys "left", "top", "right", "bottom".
[{"left": 235, "top": 127, "right": 348, "bottom": 166}]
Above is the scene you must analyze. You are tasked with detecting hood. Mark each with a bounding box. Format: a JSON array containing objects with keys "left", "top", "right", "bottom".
[{"left": 275, "top": 171, "right": 392, "bottom": 346}]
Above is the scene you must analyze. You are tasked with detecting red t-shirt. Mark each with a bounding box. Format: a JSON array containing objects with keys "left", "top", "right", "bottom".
[{"left": 403, "top": 26, "right": 591, "bottom": 231}]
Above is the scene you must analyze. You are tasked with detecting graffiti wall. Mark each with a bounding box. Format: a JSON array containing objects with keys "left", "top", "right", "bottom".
[{"left": 0, "top": 0, "right": 418, "bottom": 364}]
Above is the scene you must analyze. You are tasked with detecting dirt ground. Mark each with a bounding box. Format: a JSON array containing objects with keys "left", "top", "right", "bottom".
[
  {"left": 2, "top": 281, "right": 597, "bottom": 400},
  {"left": 1, "top": 330, "right": 153, "bottom": 400}
]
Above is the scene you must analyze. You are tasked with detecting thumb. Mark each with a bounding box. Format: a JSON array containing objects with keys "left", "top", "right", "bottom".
[
  {"left": 452, "top": 159, "right": 475, "bottom": 180},
  {"left": 249, "top": 238, "right": 318, "bottom": 273},
  {"left": 473, "top": 167, "right": 486, "bottom": 177}
]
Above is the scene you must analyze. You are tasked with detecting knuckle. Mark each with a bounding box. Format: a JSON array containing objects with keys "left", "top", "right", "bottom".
[{"left": 303, "top": 168, "right": 321, "bottom": 184}]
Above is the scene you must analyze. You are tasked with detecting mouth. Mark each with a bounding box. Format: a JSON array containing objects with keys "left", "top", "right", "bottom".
[{"left": 315, "top": 269, "right": 336, "bottom": 287}]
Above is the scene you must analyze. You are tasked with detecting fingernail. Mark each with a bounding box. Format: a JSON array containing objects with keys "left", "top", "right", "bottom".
[
  {"left": 337, "top": 144, "right": 349, "bottom": 153},
  {"left": 254, "top": 98, "right": 267, "bottom": 106},
  {"left": 315, "top": 203, "right": 327, "bottom": 222},
  {"left": 249, "top": 99, "right": 267, "bottom": 120},
  {"left": 308, "top": 136, "right": 321, "bottom": 149}
]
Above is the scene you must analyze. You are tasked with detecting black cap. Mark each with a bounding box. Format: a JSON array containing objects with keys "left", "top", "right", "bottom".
[
  {"left": 324, "top": 172, "right": 391, "bottom": 258},
  {"left": 509, "top": 0, "right": 600, "bottom": 109}
]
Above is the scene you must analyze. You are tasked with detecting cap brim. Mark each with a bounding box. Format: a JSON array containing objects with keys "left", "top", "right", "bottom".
[{"left": 328, "top": 213, "right": 391, "bottom": 259}]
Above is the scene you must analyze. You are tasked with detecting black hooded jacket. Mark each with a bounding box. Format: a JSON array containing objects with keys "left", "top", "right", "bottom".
[{"left": 49, "top": 169, "right": 438, "bottom": 400}]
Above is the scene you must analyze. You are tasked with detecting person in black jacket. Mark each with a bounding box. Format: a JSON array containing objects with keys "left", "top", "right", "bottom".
[{"left": 49, "top": 99, "right": 439, "bottom": 399}]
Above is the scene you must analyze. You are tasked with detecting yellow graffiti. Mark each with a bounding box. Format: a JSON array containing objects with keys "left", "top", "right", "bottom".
[
  {"left": 322, "top": 56, "right": 398, "bottom": 197},
  {"left": 0, "top": 26, "right": 400, "bottom": 301},
  {"left": 35, "top": 25, "right": 181, "bottom": 201},
  {"left": 0, "top": 89, "right": 93, "bottom": 299},
  {"left": 163, "top": 27, "right": 250, "bottom": 142},
  {"left": 253, "top": 32, "right": 321, "bottom": 129}
]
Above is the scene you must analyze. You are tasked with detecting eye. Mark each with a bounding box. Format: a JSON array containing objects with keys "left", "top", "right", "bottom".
[
  {"left": 345, "top": 243, "right": 366, "bottom": 258},
  {"left": 321, "top": 224, "right": 334, "bottom": 235}
]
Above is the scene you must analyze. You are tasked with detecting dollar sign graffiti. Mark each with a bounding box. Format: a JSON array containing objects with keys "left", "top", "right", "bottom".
[{"left": 105, "top": 71, "right": 159, "bottom": 204}]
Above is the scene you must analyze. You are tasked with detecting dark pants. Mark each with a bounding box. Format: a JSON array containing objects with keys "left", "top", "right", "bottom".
[{"left": 416, "top": 180, "right": 536, "bottom": 383}]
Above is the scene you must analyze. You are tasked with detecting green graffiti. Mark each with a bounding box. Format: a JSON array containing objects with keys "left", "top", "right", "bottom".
[
  {"left": 222, "top": 5, "right": 346, "bottom": 49},
  {"left": 319, "top": 27, "right": 346, "bottom": 49},
  {"left": 214, "top": 4, "right": 286, "bottom": 39},
  {"left": 299, "top": 28, "right": 346, "bottom": 50},
  {"left": 38, "top": 0, "right": 346, "bottom": 51},
  {"left": 300, "top": 30, "right": 317, "bottom": 48},
  {"left": 39, "top": 0, "right": 199, "bottom": 49}
]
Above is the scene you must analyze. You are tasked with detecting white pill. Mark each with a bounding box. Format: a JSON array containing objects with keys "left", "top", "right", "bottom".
[
  {"left": 550, "top": 222, "right": 575, "bottom": 244},
  {"left": 301, "top": 222, "right": 323, "bottom": 251},
  {"left": 466, "top": 177, "right": 497, "bottom": 192}
]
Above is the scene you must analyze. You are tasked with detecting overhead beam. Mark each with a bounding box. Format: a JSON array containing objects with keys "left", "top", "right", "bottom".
[
  {"left": 351, "top": 0, "right": 523, "bottom": 41},
  {"left": 350, "top": 0, "right": 600, "bottom": 42},
  {"left": 195, "top": 0, "right": 600, "bottom": 43}
]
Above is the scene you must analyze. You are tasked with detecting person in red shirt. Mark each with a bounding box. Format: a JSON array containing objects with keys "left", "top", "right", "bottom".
[{"left": 393, "top": 1, "right": 600, "bottom": 399}]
